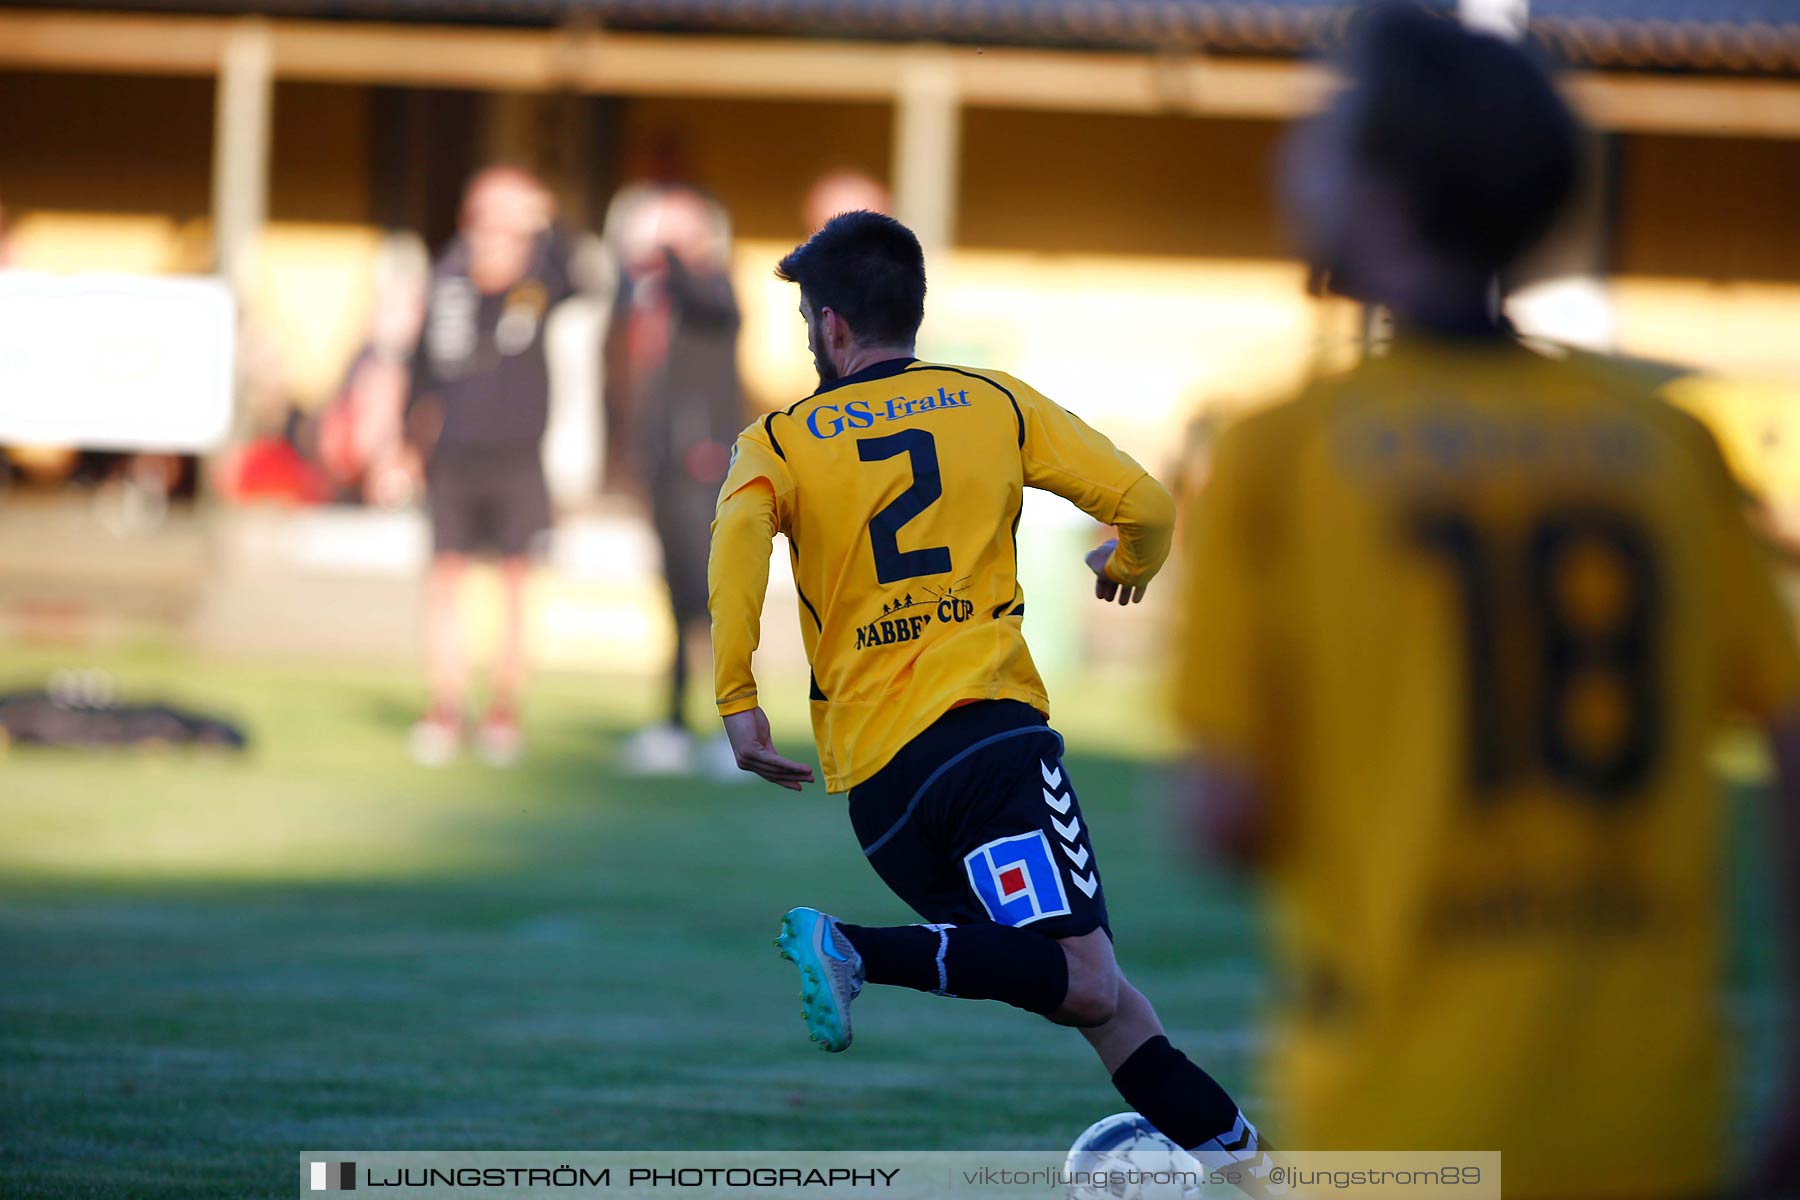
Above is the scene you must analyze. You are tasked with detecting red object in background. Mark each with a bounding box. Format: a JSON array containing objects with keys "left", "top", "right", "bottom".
[
  {"left": 683, "top": 438, "right": 731, "bottom": 485},
  {"left": 220, "top": 437, "right": 332, "bottom": 505}
]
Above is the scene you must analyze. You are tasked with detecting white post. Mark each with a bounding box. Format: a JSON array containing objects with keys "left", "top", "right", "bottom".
[
  {"left": 891, "top": 49, "right": 962, "bottom": 261},
  {"left": 211, "top": 17, "right": 273, "bottom": 296},
  {"left": 1458, "top": 0, "right": 1529, "bottom": 39}
]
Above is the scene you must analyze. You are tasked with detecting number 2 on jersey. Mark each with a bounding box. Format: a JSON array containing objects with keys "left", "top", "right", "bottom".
[{"left": 858, "top": 429, "right": 953, "bottom": 584}]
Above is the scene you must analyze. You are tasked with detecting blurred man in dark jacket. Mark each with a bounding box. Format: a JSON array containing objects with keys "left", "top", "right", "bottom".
[{"left": 605, "top": 186, "right": 745, "bottom": 776}]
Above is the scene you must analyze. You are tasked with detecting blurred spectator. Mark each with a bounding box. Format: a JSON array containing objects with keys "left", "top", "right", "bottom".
[
  {"left": 1174, "top": 7, "right": 1800, "bottom": 1199},
  {"left": 320, "top": 235, "right": 430, "bottom": 507},
  {"left": 803, "top": 169, "right": 891, "bottom": 233},
  {"left": 217, "top": 236, "right": 428, "bottom": 509},
  {"left": 214, "top": 310, "right": 316, "bottom": 504},
  {"left": 407, "top": 166, "right": 580, "bottom": 767},
  {"left": 603, "top": 185, "right": 745, "bottom": 777}
]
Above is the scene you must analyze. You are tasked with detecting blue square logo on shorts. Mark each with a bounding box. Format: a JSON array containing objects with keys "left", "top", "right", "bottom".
[{"left": 964, "top": 830, "right": 1072, "bottom": 927}]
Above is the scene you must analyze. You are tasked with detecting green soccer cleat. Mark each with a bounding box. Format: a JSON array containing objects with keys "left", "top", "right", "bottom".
[{"left": 774, "top": 907, "right": 864, "bottom": 1053}]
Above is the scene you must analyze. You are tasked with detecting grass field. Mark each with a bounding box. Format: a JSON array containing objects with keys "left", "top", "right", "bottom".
[{"left": 0, "top": 644, "right": 1785, "bottom": 1198}]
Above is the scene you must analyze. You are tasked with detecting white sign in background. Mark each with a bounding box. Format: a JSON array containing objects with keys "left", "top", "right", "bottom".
[{"left": 0, "top": 272, "right": 236, "bottom": 452}]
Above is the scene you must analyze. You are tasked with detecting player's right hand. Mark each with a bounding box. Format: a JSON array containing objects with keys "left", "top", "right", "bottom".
[
  {"left": 1085, "top": 538, "right": 1146, "bottom": 606},
  {"left": 722, "top": 707, "right": 815, "bottom": 791}
]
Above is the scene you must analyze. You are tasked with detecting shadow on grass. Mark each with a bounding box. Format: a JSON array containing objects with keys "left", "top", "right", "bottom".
[
  {"left": 1, "top": 704, "right": 1270, "bottom": 1200},
  {"left": 0, "top": 647, "right": 1782, "bottom": 1199}
]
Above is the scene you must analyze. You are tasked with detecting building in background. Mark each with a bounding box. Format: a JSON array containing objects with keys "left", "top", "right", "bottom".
[{"left": 0, "top": 0, "right": 1796, "bottom": 674}]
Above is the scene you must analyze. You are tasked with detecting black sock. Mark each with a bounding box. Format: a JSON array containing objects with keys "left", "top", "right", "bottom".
[
  {"left": 838, "top": 922, "right": 1069, "bottom": 1015},
  {"left": 1110, "top": 1035, "right": 1256, "bottom": 1156}
]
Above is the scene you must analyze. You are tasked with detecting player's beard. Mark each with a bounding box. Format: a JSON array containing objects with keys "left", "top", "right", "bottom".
[{"left": 807, "top": 315, "right": 839, "bottom": 387}]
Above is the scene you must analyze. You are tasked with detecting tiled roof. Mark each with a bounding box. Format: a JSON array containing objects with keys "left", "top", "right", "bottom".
[
  {"left": 26, "top": 0, "right": 1800, "bottom": 73},
  {"left": 1531, "top": 0, "right": 1799, "bottom": 72}
]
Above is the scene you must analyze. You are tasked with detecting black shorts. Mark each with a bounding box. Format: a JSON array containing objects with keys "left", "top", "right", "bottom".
[
  {"left": 425, "top": 448, "right": 551, "bottom": 559},
  {"left": 849, "top": 700, "right": 1109, "bottom": 940}
]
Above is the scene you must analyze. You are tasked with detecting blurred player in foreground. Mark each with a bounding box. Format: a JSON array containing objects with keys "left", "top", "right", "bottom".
[
  {"left": 707, "top": 211, "right": 1269, "bottom": 1185},
  {"left": 1174, "top": 7, "right": 1800, "bottom": 1197}
]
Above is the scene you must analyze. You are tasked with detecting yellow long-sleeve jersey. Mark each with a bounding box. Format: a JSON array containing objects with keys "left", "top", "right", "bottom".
[
  {"left": 1174, "top": 337, "right": 1800, "bottom": 1199},
  {"left": 710, "top": 357, "right": 1172, "bottom": 792}
]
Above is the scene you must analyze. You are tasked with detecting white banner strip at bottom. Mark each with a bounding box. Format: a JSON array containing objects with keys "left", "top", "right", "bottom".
[{"left": 298, "top": 1150, "right": 1501, "bottom": 1199}]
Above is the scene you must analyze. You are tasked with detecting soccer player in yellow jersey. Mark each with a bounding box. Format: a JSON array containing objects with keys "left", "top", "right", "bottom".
[
  {"left": 1174, "top": 7, "right": 1800, "bottom": 1198},
  {"left": 709, "top": 210, "right": 1266, "bottom": 1172}
]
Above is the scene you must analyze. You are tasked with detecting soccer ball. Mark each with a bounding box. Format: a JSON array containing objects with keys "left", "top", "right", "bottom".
[{"left": 1064, "top": 1111, "right": 1200, "bottom": 1200}]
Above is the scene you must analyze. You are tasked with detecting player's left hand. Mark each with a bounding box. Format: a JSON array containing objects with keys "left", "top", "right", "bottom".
[
  {"left": 722, "top": 707, "right": 815, "bottom": 791},
  {"left": 1085, "top": 539, "right": 1146, "bottom": 606}
]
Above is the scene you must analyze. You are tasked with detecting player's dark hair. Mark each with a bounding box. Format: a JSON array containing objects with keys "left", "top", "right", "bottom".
[
  {"left": 775, "top": 211, "right": 926, "bottom": 346},
  {"left": 1345, "top": 2, "right": 1582, "bottom": 274}
]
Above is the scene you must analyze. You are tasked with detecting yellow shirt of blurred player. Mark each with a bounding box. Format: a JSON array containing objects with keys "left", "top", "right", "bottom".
[
  {"left": 710, "top": 358, "right": 1169, "bottom": 793},
  {"left": 1174, "top": 338, "right": 1800, "bottom": 1199}
]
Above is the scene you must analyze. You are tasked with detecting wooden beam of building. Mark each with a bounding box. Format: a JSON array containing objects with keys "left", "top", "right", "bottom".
[
  {"left": 1, "top": 10, "right": 1797, "bottom": 138},
  {"left": 1564, "top": 72, "right": 1800, "bottom": 141},
  {"left": 0, "top": 10, "right": 232, "bottom": 77}
]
